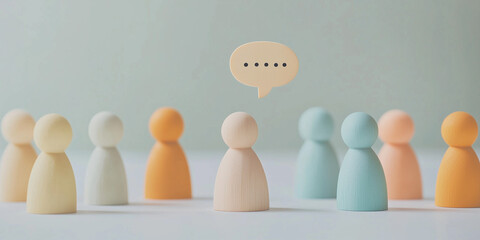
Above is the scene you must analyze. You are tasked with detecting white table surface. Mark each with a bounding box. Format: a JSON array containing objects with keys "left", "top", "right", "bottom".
[{"left": 0, "top": 149, "right": 479, "bottom": 240}]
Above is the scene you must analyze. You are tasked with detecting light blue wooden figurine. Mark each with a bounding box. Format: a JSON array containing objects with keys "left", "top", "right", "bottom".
[
  {"left": 295, "top": 107, "right": 339, "bottom": 198},
  {"left": 337, "top": 112, "right": 388, "bottom": 211}
]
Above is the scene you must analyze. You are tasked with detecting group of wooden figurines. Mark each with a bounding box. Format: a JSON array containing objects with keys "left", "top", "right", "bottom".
[
  {"left": 0, "top": 107, "right": 478, "bottom": 214},
  {"left": 0, "top": 108, "right": 192, "bottom": 214},
  {"left": 296, "top": 108, "right": 480, "bottom": 211}
]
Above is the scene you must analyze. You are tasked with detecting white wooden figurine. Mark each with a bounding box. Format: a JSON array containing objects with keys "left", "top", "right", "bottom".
[{"left": 84, "top": 111, "right": 128, "bottom": 205}]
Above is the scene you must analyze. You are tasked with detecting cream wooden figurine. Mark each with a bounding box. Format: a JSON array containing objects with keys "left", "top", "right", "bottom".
[
  {"left": 213, "top": 112, "right": 269, "bottom": 212},
  {"left": 26, "top": 113, "right": 76, "bottom": 214},
  {"left": 84, "top": 112, "right": 128, "bottom": 205},
  {"left": 0, "top": 109, "right": 37, "bottom": 202}
]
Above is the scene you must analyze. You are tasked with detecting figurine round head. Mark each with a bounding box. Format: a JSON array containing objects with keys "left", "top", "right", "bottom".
[
  {"left": 149, "top": 107, "right": 184, "bottom": 142},
  {"left": 341, "top": 112, "right": 378, "bottom": 148},
  {"left": 378, "top": 109, "right": 414, "bottom": 144},
  {"left": 298, "top": 107, "right": 333, "bottom": 141},
  {"left": 221, "top": 112, "right": 258, "bottom": 148},
  {"left": 1, "top": 109, "right": 35, "bottom": 144},
  {"left": 441, "top": 111, "right": 477, "bottom": 147},
  {"left": 34, "top": 113, "right": 73, "bottom": 153},
  {"left": 89, "top": 111, "right": 123, "bottom": 147}
]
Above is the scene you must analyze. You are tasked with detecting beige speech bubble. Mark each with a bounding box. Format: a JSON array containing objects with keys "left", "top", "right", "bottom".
[{"left": 230, "top": 41, "right": 299, "bottom": 98}]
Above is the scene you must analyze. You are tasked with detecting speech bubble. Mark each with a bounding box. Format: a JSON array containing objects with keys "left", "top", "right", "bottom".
[{"left": 230, "top": 41, "right": 299, "bottom": 98}]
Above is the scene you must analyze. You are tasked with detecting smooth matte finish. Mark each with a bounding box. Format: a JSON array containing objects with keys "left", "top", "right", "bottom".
[
  {"left": 84, "top": 112, "right": 128, "bottom": 205},
  {"left": 33, "top": 114, "right": 73, "bottom": 153},
  {"left": 26, "top": 114, "right": 76, "bottom": 214},
  {"left": 88, "top": 111, "right": 124, "bottom": 147},
  {"left": 214, "top": 112, "right": 269, "bottom": 211},
  {"left": 230, "top": 41, "right": 299, "bottom": 98},
  {"left": 85, "top": 148, "right": 128, "bottom": 205},
  {"left": 340, "top": 112, "right": 378, "bottom": 149},
  {"left": 295, "top": 107, "right": 339, "bottom": 198},
  {"left": 145, "top": 108, "right": 192, "bottom": 199},
  {"left": 435, "top": 111, "right": 480, "bottom": 208},
  {"left": 1, "top": 109, "right": 36, "bottom": 144},
  {"left": 0, "top": 109, "right": 37, "bottom": 202},
  {"left": 337, "top": 112, "right": 388, "bottom": 211},
  {"left": 378, "top": 110, "right": 422, "bottom": 200},
  {"left": 0, "top": 145, "right": 37, "bottom": 202}
]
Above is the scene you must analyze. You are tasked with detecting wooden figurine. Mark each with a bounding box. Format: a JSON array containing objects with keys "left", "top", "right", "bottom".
[
  {"left": 378, "top": 110, "right": 422, "bottom": 200},
  {"left": 84, "top": 112, "right": 128, "bottom": 205},
  {"left": 435, "top": 111, "right": 480, "bottom": 208},
  {"left": 0, "top": 109, "right": 37, "bottom": 202},
  {"left": 295, "top": 107, "right": 339, "bottom": 199},
  {"left": 26, "top": 113, "right": 76, "bottom": 214},
  {"left": 337, "top": 112, "right": 388, "bottom": 211},
  {"left": 145, "top": 107, "right": 192, "bottom": 199},
  {"left": 214, "top": 112, "right": 269, "bottom": 212}
]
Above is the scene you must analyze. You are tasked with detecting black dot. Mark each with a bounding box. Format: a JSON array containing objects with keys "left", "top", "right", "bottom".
[
  {"left": 255, "top": 62, "right": 259, "bottom": 67},
  {"left": 274, "top": 63, "right": 278, "bottom": 67},
  {"left": 244, "top": 63, "right": 248, "bottom": 67},
  {"left": 282, "top": 63, "right": 287, "bottom": 67},
  {"left": 264, "top": 63, "right": 269, "bottom": 67}
]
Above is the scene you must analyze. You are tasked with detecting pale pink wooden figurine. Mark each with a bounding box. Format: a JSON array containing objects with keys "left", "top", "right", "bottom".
[
  {"left": 213, "top": 112, "right": 269, "bottom": 212},
  {"left": 378, "top": 110, "right": 422, "bottom": 199}
]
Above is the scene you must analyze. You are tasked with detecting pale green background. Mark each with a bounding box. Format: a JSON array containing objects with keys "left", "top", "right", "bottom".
[{"left": 1, "top": 0, "right": 479, "bottom": 152}]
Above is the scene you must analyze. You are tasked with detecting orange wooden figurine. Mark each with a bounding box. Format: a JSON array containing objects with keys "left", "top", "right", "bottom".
[
  {"left": 435, "top": 111, "right": 480, "bottom": 208},
  {"left": 145, "top": 107, "right": 192, "bottom": 199},
  {"left": 378, "top": 110, "right": 422, "bottom": 199}
]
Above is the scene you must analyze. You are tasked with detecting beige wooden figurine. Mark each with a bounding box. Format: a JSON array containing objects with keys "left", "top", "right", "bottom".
[
  {"left": 214, "top": 112, "right": 269, "bottom": 212},
  {"left": 26, "top": 114, "right": 76, "bottom": 214},
  {"left": 0, "top": 109, "right": 37, "bottom": 202}
]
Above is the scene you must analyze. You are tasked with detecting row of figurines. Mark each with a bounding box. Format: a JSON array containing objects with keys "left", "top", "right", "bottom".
[
  {"left": 0, "top": 107, "right": 478, "bottom": 213},
  {"left": 301, "top": 108, "right": 480, "bottom": 210}
]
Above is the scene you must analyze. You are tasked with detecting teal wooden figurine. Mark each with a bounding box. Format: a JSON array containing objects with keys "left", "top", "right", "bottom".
[
  {"left": 295, "top": 107, "right": 339, "bottom": 198},
  {"left": 337, "top": 112, "right": 388, "bottom": 211}
]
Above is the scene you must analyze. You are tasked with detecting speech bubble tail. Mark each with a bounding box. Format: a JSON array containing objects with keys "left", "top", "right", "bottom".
[{"left": 258, "top": 87, "right": 272, "bottom": 98}]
